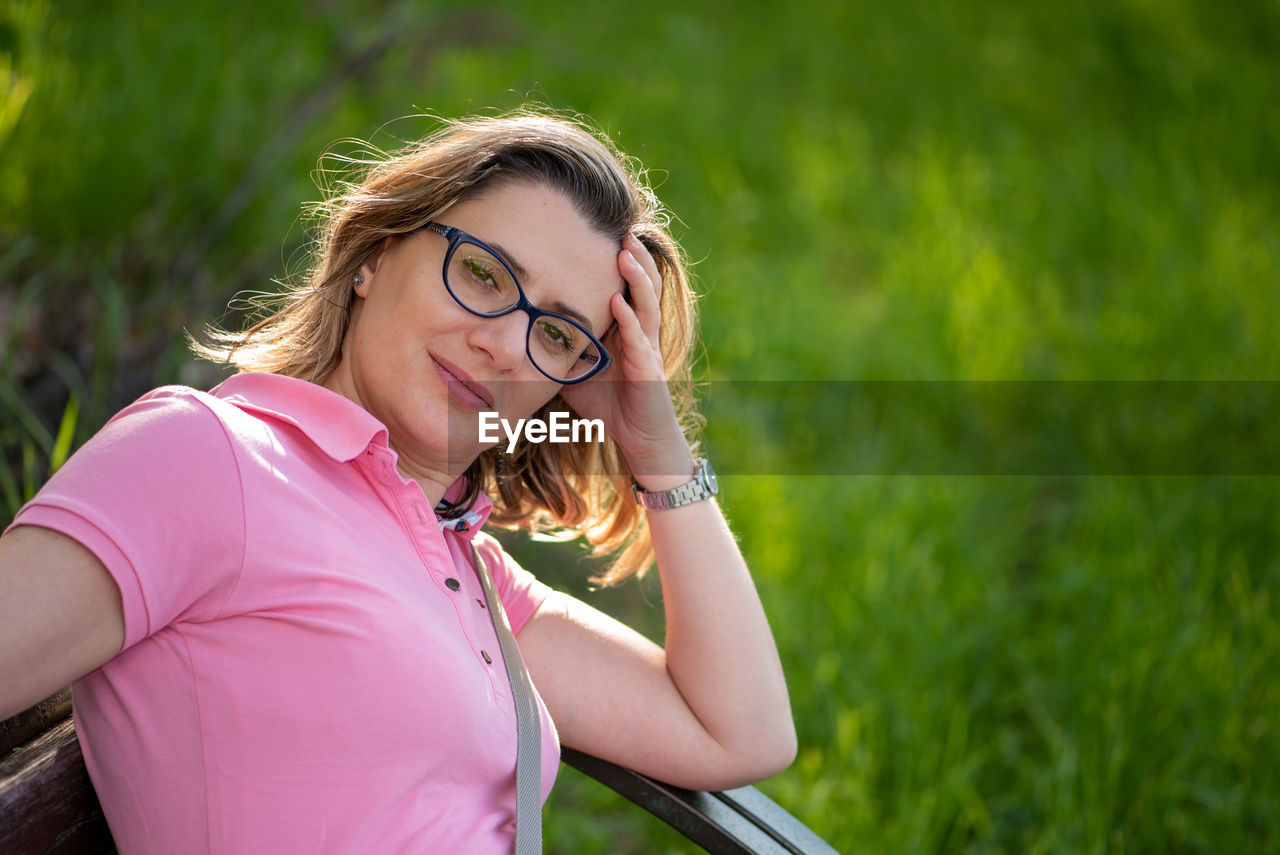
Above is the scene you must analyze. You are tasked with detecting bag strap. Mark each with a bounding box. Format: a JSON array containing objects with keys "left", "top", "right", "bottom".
[{"left": 470, "top": 541, "right": 542, "bottom": 853}]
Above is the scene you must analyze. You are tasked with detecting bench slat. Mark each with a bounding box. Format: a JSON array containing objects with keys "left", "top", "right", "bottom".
[
  {"left": 0, "top": 718, "right": 117, "bottom": 854},
  {"left": 561, "top": 746, "right": 842, "bottom": 855}
]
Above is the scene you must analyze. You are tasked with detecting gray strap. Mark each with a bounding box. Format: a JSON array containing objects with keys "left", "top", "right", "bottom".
[{"left": 471, "top": 542, "right": 542, "bottom": 853}]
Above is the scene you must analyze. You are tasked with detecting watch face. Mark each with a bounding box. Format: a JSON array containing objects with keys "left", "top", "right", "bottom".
[{"left": 700, "top": 459, "right": 718, "bottom": 494}]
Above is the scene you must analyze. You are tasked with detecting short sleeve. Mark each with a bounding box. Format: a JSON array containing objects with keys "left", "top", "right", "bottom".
[
  {"left": 7, "top": 387, "right": 247, "bottom": 650},
  {"left": 471, "top": 533, "right": 552, "bottom": 635}
]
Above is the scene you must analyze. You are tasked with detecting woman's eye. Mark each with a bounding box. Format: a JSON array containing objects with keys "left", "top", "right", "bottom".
[
  {"left": 463, "top": 258, "right": 499, "bottom": 288},
  {"left": 538, "top": 320, "right": 576, "bottom": 351}
]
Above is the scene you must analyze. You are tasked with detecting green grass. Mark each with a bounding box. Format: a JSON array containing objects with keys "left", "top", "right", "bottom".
[{"left": 3, "top": 0, "right": 1279, "bottom": 851}]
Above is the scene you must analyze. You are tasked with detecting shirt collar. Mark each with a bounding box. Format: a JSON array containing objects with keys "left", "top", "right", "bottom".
[
  {"left": 211, "top": 372, "right": 494, "bottom": 530},
  {"left": 212, "top": 372, "right": 386, "bottom": 463}
]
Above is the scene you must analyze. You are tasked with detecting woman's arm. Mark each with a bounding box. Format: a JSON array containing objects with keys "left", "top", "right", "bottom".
[
  {"left": 523, "top": 234, "right": 795, "bottom": 790},
  {"left": 0, "top": 525, "right": 125, "bottom": 720},
  {"left": 517, "top": 494, "right": 796, "bottom": 791}
]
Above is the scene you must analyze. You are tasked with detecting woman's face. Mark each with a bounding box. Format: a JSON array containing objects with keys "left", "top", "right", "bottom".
[{"left": 326, "top": 180, "right": 625, "bottom": 477}]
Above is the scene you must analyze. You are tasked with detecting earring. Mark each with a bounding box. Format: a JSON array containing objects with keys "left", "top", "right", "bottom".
[{"left": 353, "top": 272, "right": 365, "bottom": 287}]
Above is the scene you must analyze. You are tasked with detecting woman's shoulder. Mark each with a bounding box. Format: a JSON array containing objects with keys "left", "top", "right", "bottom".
[
  {"left": 109, "top": 382, "right": 245, "bottom": 425},
  {"left": 45, "top": 381, "right": 306, "bottom": 491},
  {"left": 107, "top": 375, "right": 342, "bottom": 441},
  {"left": 93, "top": 373, "right": 385, "bottom": 479},
  {"left": 95, "top": 383, "right": 272, "bottom": 455}
]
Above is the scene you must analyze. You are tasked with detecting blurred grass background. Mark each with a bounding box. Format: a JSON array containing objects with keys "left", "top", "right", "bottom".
[{"left": 3, "top": 0, "right": 1279, "bottom": 852}]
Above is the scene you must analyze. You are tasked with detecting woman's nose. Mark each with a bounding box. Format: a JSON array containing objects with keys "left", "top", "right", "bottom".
[{"left": 469, "top": 310, "right": 528, "bottom": 371}]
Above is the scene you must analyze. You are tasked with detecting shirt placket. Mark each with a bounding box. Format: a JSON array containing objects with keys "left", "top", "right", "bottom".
[{"left": 355, "top": 443, "right": 513, "bottom": 711}]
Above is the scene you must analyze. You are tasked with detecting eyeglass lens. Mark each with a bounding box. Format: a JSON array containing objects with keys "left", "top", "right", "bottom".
[{"left": 445, "top": 241, "right": 603, "bottom": 382}]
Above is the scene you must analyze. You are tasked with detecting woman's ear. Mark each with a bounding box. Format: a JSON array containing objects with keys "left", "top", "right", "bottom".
[{"left": 358, "top": 236, "right": 394, "bottom": 285}]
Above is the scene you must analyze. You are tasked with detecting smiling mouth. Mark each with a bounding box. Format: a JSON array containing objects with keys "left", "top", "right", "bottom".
[{"left": 431, "top": 357, "right": 494, "bottom": 409}]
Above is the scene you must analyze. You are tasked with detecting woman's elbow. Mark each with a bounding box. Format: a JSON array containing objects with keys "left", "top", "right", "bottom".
[
  {"left": 773, "top": 721, "right": 800, "bottom": 774},
  {"left": 754, "top": 699, "right": 799, "bottom": 775},
  {"left": 749, "top": 722, "right": 799, "bottom": 782},
  {"left": 713, "top": 721, "right": 798, "bottom": 790}
]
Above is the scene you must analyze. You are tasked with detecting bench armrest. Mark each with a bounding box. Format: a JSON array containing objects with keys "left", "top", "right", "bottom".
[{"left": 561, "top": 747, "right": 841, "bottom": 855}]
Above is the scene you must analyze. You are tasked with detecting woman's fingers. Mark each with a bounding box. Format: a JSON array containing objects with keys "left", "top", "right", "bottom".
[
  {"left": 620, "top": 235, "right": 662, "bottom": 342},
  {"left": 610, "top": 293, "right": 661, "bottom": 374},
  {"left": 627, "top": 234, "right": 663, "bottom": 301}
]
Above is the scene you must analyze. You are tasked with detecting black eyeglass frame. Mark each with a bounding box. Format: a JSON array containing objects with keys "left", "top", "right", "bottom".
[{"left": 418, "top": 221, "right": 613, "bottom": 385}]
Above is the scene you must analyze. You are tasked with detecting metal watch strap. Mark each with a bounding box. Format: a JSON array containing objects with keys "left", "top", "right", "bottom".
[
  {"left": 631, "top": 457, "right": 717, "bottom": 510},
  {"left": 471, "top": 541, "right": 542, "bottom": 854}
]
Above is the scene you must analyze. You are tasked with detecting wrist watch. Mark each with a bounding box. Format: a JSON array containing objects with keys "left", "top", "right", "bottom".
[{"left": 631, "top": 457, "right": 718, "bottom": 510}]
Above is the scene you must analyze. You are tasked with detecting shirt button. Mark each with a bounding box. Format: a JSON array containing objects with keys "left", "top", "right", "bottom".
[
  {"left": 481, "top": 650, "right": 493, "bottom": 664},
  {"left": 445, "top": 578, "right": 461, "bottom": 591},
  {"left": 476, "top": 598, "right": 486, "bottom": 609}
]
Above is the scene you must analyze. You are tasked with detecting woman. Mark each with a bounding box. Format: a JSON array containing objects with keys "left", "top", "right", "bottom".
[{"left": 0, "top": 110, "right": 795, "bottom": 852}]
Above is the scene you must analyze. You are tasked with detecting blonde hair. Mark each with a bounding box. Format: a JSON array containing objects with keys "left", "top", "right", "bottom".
[{"left": 193, "top": 108, "right": 700, "bottom": 584}]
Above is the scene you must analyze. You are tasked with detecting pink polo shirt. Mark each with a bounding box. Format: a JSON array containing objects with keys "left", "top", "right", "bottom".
[{"left": 10, "top": 372, "right": 560, "bottom": 854}]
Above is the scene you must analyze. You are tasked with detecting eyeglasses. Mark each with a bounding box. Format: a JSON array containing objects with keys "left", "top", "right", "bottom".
[{"left": 419, "top": 222, "right": 612, "bottom": 385}]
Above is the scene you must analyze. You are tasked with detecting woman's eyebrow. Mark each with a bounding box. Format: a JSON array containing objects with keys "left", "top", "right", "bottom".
[
  {"left": 486, "top": 239, "right": 529, "bottom": 281},
  {"left": 545, "top": 300, "right": 596, "bottom": 335}
]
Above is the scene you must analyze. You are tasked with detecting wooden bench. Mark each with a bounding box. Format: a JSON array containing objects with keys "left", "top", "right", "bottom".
[{"left": 2, "top": 691, "right": 839, "bottom": 854}]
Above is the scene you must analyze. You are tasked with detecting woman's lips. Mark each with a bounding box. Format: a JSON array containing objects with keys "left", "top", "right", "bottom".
[{"left": 431, "top": 356, "right": 494, "bottom": 410}]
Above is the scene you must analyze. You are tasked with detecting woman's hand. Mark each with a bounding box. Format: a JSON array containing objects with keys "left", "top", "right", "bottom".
[{"left": 559, "top": 235, "right": 694, "bottom": 485}]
